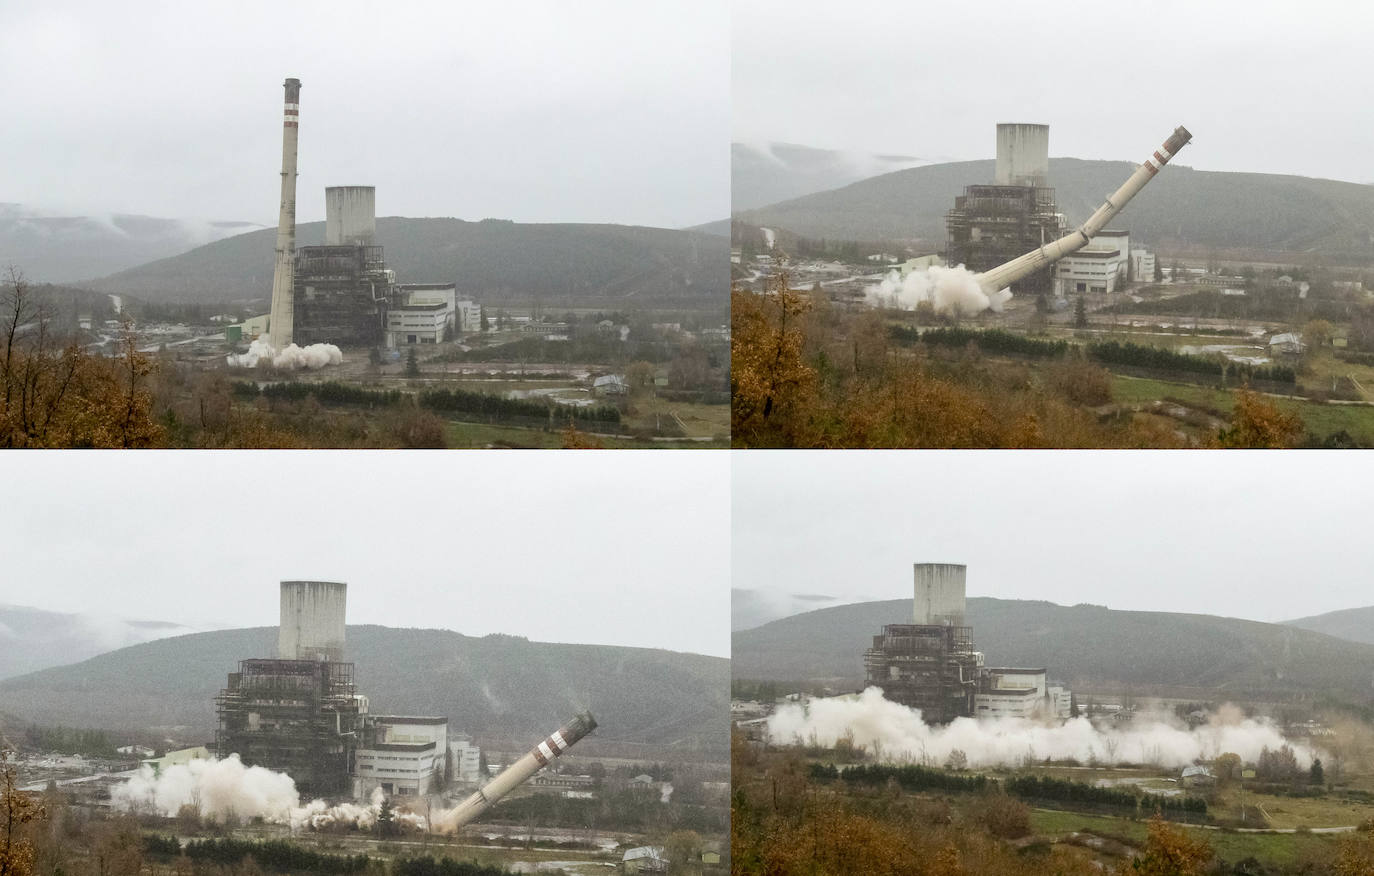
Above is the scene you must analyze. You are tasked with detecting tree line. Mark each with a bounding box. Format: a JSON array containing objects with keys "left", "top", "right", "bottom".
[
  {"left": 231, "top": 381, "right": 622, "bottom": 427},
  {"left": 810, "top": 763, "right": 1207, "bottom": 817}
]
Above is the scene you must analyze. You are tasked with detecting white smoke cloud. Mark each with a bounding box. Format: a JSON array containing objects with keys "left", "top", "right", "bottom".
[
  {"left": 865, "top": 265, "right": 1013, "bottom": 316},
  {"left": 227, "top": 339, "right": 343, "bottom": 370},
  {"left": 113, "top": 756, "right": 426, "bottom": 831},
  {"left": 767, "top": 688, "right": 1317, "bottom": 770}
]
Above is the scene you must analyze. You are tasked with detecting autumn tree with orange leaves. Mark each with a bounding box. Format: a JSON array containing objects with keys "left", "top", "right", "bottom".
[
  {"left": 1, "top": 750, "right": 43, "bottom": 876},
  {"left": 731, "top": 270, "right": 816, "bottom": 446},
  {"left": 0, "top": 268, "right": 162, "bottom": 448},
  {"left": 1132, "top": 815, "right": 1212, "bottom": 876},
  {"left": 1215, "top": 389, "right": 1304, "bottom": 448}
]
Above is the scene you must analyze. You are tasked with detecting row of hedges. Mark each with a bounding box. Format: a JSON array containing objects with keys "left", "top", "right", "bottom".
[
  {"left": 231, "top": 381, "right": 621, "bottom": 427},
  {"left": 1003, "top": 774, "right": 1207, "bottom": 815},
  {"left": 890, "top": 326, "right": 1070, "bottom": 358},
  {"left": 1086, "top": 340, "right": 1295, "bottom": 384},
  {"left": 890, "top": 327, "right": 1296, "bottom": 384},
  {"left": 810, "top": 764, "right": 1206, "bottom": 817},
  {"left": 810, "top": 762, "right": 991, "bottom": 794},
  {"left": 145, "top": 836, "right": 372, "bottom": 873}
]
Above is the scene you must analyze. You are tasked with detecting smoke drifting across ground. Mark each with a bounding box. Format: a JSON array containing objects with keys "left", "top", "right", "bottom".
[
  {"left": 865, "top": 265, "right": 1012, "bottom": 316},
  {"left": 767, "top": 688, "right": 1317, "bottom": 770},
  {"left": 227, "top": 339, "right": 343, "bottom": 370},
  {"left": 113, "top": 755, "right": 424, "bottom": 831}
]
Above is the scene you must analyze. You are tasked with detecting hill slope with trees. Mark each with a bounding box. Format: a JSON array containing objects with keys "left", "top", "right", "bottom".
[
  {"left": 0, "top": 625, "right": 728, "bottom": 753},
  {"left": 1285, "top": 605, "right": 1374, "bottom": 646},
  {"left": 736, "top": 158, "right": 1374, "bottom": 260},
  {"left": 80, "top": 218, "right": 727, "bottom": 307},
  {"left": 733, "top": 597, "right": 1374, "bottom": 704}
]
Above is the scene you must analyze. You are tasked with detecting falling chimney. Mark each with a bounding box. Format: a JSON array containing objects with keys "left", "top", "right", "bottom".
[{"left": 267, "top": 77, "right": 301, "bottom": 349}]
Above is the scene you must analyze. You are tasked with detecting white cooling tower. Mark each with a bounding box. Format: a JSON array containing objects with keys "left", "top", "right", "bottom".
[
  {"left": 913, "top": 563, "right": 966, "bottom": 627},
  {"left": 278, "top": 580, "right": 347, "bottom": 661},
  {"left": 324, "top": 186, "right": 376, "bottom": 247},
  {"left": 995, "top": 123, "right": 1049, "bottom": 187}
]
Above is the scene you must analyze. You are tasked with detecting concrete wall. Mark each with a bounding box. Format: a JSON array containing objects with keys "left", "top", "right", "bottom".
[
  {"left": 995, "top": 123, "right": 1050, "bottom": 187},
  {"left": 913, "top": 563, "right": 966, "bottom": 626},
  {"left": 324, "top": 186, "right": 376, "bottom": 246},
  {"left": 278, "top": 580, "right": 347, "bottom": 661}
]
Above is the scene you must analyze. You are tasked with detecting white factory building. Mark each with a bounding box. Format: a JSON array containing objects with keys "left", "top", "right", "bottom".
[
  {"left": 974, "top": 668, "right": 1073, "bottom": 720},
  {"left": 384, "top": 285, "right": 483, "bottom": 347},
  {"left": 1054, "top": 229, "right": 1130, "bottom": 297},
  {"left": 352, "top": 716, "right": 448, "bottom": 799}
]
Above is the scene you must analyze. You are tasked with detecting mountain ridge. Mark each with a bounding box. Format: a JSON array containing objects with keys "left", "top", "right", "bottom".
[
  {"left": 78, "top": 217, "right": 728, "bottom": 307},
  {"left": 735, "top": 157, "right": 1374, "bottom": 260},
  {"left": 1284, "top": 605, "right": 1374, "bottom": 646},
  {"left": 733, "top": 596, "right": 1374, "bottom": 706},
  {"left": 0, "top": 624, "right": 728, "bottom": 753}
]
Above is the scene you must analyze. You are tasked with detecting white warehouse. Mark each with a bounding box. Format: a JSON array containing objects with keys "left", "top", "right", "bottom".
[
  {"left": 353, "top": 716, "right": 449, "bottom": 798},
  {"left": 1054, "top": 229, "right": 1130, "bottom": 297}
]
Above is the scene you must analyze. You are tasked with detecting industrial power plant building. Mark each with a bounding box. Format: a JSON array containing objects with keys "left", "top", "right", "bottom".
[
  {"left": 945, "top": 124, "right": 1064, "bottom": 298},
  {"left": 864, "top": 564, "right": 1071, "bottom": 723},
  {"left": 215, "top": 580, "right": 450, "bottom": 799},
  {"left": 249, "top": 79, "right": 479, "bottom": 350}
]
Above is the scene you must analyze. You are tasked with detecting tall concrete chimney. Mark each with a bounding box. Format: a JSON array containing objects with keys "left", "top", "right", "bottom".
[
  {"left": 995, "top": 123, "right": 1049, "bottom": 187},
  {"left": 325, "top": 186, "right": 376, "bottom": 246},
  {"left": 267, "top": 77, "right": 301, "bottom": 349},
  {"left": 278, "top": 580, "right": 346, "bottom": 662},
  {"left": 913, "top": 563, "right": 966, "bottom": 627}
]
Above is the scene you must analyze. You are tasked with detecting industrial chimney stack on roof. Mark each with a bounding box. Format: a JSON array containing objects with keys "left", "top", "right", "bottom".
[
  {"left": 913, "top": 563, "right": 967, "bottom": 627},
  {"left": 994, "top": 123, "right": 1049, "bottom": 187},
  {"left": 325, "top": 186, "right": 376, "bottom": 247},
  {"left": 267, "top": 77, "right": 302, "bottom": 349},
  {"left": 278, "top": 580, "right": 347, "bottom": 662}
]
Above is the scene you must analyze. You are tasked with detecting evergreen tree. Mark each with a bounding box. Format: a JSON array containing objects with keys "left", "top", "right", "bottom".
[{"left": 377, "top": 797, "right": 398, "bottom": 838}]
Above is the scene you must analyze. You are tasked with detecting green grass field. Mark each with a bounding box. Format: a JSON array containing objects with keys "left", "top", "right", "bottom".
[
  {"left": 1110, "top": 374, "right": 1374, "bottom": 442},
  {"left": 1029, "top": 809, "right": 1341, "bottom": 870}
]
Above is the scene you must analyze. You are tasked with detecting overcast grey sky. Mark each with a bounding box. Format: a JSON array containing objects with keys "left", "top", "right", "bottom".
[
  {"left": 1, "top": 1, "right": 727, "bottom": 228},
  {"left": 734, "top": 0, "right": 1374, "bottom": 184},
  {"left": 734, "top": 451, "right": 1374, "bottom": 629},
  {"left": 0, "top": 451, "right": 729, "bottom": 658}
]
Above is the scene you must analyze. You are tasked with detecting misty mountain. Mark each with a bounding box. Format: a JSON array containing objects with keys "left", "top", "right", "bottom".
[
  {"left": 1285, "top": 606, "right": 1374, "bottom": 646},
  {"left": 733, "top": 597, "right": 1374, "bottom": 705},
  {"left": 731, "top": 588, "right": 843, "bottom": 632},
  {"left": 80, "top": 218, "right": 728, "bottom": 308},
  {"left": 736, "top": 158, "right": 1374, "bottom": 259},
  {"left": 0, "top": 203, "right": 263, "bottom": 284},
  {"left": 0, "top": 625, "right": 728, "bottom": 754},
  {"left": 732, "top": 142, "right": 937, "bottom": 212},
  {"left": 0, "top": 604, "right": 190, "bottom": 682}
]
